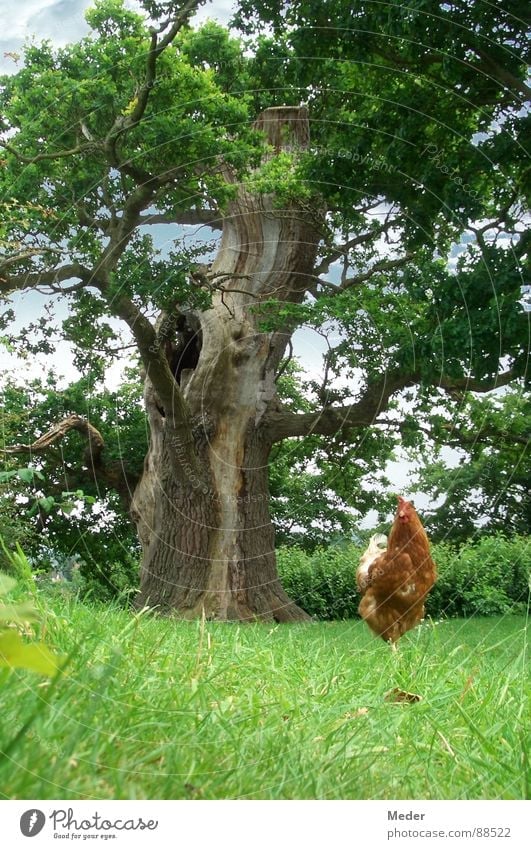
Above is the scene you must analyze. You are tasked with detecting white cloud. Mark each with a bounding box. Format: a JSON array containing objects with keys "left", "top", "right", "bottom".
[
  {"left": 194, "top": 0, "right": 235, "bottom": 26},
  {"left": 0, "top": 0, "right": 237, "bottom": 73},
  {"left": 0, "top": 0, "right": 92, "bottom": 72},
  {"left": 1, "top": 0, "right": 63, "bottom": 39}
]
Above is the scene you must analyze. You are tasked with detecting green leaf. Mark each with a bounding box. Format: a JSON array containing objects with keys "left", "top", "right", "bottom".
[
  {"left": 16, "top": 468, "right": 44, "bottom": 484},
  {"left": 0, "top": 471, "right": 18, "bottom": 483},
  {"left": 37, "top": 495, "right": 56, "bottom": 513},
  {"left": 0, "top": 631, "right": 63, "bottom": 675},
  {"left": 0, "top": 540, "right": 34, "bottom": 583}
]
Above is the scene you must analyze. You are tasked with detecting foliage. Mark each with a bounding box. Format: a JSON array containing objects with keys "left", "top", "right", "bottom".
[
  {"left": 0, "top": 371, "right": 143, "bottom": 580},
  {"left": 277, "top": 534, "right": 531, "bottom": 621},
  {"left": 0, "top": 592, "right": 528, "bottom": 798},
  {"left": 0, "top": 480, "right": 43, "bottom": 572},
  {"left": 425, "top": 535, "right": 531, "bottom": 618},
  {"left": 414, "top": 388, "right": 531, "bottom": 541},
  {"left": 235, "top": 0, "right": 529, "bottom": 233},
  {"left": 0, "top": 536, "right": 36, "bottom": 585},
  {"left": 247, "top": 151, "right": 313, "bottom": 205},
  {"left": 0, "top": 467, "right": 96, "bottom": 522},
  {"left": 277, "top": 543, "right": 359, "bottom": 618},
  {"left": 73, "top": 551, "right": 139, "bottom": 603}
]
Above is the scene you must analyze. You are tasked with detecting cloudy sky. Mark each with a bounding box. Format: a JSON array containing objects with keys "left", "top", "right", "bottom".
[
  {"left": 0, "top": 0, "right": 93, "bottom": 73},
  {"left": 0, "top": 0, "right": 235, "bottom": 73}
]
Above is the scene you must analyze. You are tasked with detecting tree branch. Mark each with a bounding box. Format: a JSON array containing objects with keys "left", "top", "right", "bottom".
[
  {"left": 157, "top": 0, "right": 205, "bottom": 50},
  {"left": 336, "top": 253, "right": 415, "bottom": 291},
  {"left": 91, "top": 276, "right": 202, "bottom": 481},
  {"left": 265, "top": 365, "right": 521, "bottom": 442},
  {"left": 2, "top": 414, "right": 139, "bottom": 509},
  {"left": 0, "top": 262, "right": 90, "bottom": 295},
  {"left": 314, "top": 218, "right": 402, "bottom": 277},
  {"left": 424, "top": 421, "right": 530, "bottom": 450},
  {"left": 437, "top": 370, "right": 518, "bottom": 397},
  {"left": 0, "top": 138, "right": 97, "bottom": 164},
  {"left": 466, "top": 44, "right": 531, "bottom": 104},
  {"left": 0, "top": 248, "right": 63, "bottom": 272},
  {"left": 125, "top": 0, "right": 206, "bottom": 127},
  {"left": 265, "top": 372, "right": 419, "bottom": 441},
  {"left": 373, "top": 37, "right": 531, "bottom": 105},
  {"left": 103, "top": 0, "right": 204, "bottom": 183},
  {"left": 4, "top": 414, "right": 104, "bottom": 460},
  {"left": 137, "top": 210, "right": 223, "bottom": 230}
]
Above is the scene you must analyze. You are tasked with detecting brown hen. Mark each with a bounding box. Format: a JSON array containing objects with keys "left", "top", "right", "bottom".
[{"left": 357, "top": 496, "right": 437, "bottom": 648}]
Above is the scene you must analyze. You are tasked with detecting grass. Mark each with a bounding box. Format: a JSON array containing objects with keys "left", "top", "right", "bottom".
[{"left": 0, "top": 592, "right": 529, "bottom": 800}]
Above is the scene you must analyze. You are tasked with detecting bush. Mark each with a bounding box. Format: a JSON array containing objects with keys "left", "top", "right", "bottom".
[
  {"left": 426, "top": 535, "right": 531, "bottom": 618},
  {"left": 34, "top": 551, "right": 139, "bottom": 606},
  {"left": 76, "top": 555, "right": 137, "bottom": 602},
  {"left": 277, "top": 545, "right": 359, "bottom": 619},
  {"left": 277, "top": 534, "right": 531, "bottom": 620}
]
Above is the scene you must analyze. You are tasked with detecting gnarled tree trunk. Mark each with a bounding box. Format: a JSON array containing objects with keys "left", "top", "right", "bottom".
[{"left": 132, "top": 107, "right": 321, "bottom": 620}]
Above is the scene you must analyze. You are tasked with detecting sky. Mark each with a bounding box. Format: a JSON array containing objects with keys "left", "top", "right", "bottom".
[
  {"left": 0, "top": 0, "right": 235, "bottom": 73},
  {"left": 0, "top": 0, "right": 93, "bottom": 73}
]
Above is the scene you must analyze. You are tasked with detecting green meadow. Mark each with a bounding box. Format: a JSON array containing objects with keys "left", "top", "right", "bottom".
[{"left": 1, "top": 596, "right": 528, "bottom": 800}]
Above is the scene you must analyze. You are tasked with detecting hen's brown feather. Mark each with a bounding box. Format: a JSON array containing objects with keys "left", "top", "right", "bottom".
[{"left": 358, "top": 497, "right": 437, "bottom": 646}]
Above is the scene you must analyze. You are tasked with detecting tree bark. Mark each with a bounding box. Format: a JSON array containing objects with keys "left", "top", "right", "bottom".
[{"left": 132, "top": 106, "right": 321, "bottom": 621}]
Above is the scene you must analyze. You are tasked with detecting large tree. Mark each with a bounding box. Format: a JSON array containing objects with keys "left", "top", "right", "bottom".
[{"left": 0, "top": 0, "right": 528, "bottom": 619}]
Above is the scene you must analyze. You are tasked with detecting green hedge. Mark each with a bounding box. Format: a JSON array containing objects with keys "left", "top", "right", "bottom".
[{"left": 277, "top": 534, "right": 531, "bottom": 620}]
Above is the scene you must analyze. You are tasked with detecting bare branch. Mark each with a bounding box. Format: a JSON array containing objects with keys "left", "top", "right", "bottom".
[
  {"left": 39, "top": 280, "right": 88, "bottom": 295},
  {"left": 4, "top": 414, "right": 105, "bottom": 460},
  {"left": 275, "top": 339, "right": 294, "bottom": 380}
]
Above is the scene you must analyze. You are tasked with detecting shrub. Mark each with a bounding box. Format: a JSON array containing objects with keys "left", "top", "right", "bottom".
[
  {"left": 277, "top": 544, "right": 359, "bottom": 619},
  {"left": 426, "top": 535, "right": 531, "bottom": 618},
  {"left": 277, "top": 534, "right": 531, "bottom": 620},
  {"left": 40, "top": 553, "right": 139, "bottom": 605}
]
